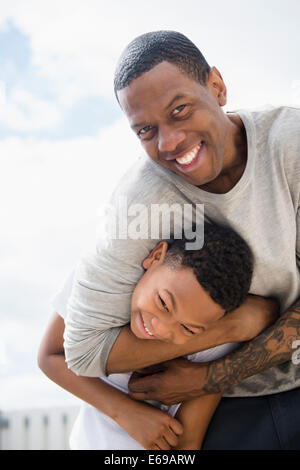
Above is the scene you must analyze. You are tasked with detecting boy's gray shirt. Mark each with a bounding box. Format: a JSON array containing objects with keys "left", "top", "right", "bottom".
[{"left": 64, "top": 106, "right": 300, "bottom": 397}]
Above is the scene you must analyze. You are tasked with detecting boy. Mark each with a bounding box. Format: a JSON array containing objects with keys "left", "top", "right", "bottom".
[{"left": 38, "top": 223, "right": 277, "bottom": 449}]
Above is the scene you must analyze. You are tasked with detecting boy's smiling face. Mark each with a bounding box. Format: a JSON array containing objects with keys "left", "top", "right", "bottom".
[{"left": 130, "top": 242, "right": 225, "bottom": 345}]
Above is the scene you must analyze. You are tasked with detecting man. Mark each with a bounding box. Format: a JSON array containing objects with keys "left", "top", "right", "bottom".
[{"left": 63, "top": 31, "right": 300, "bottom": 449}]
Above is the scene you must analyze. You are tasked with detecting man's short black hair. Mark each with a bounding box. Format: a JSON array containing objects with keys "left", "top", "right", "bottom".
[
  {"left": 114, "top": 30, "right": 210, "bottom": 97},
  {"left": 164, "top": 223, "right": 254, "bottom": 313}
]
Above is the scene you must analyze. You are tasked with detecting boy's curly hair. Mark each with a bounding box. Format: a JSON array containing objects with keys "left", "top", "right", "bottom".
[{"left": 164, "top": 223, "right": 254, "bottom": 313}]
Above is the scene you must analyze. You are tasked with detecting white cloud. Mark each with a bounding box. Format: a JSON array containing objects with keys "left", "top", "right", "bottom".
[
  {"left": 0, "top": 84, "right": 61, "bottom": 131},
  {"left": 0, "top": 118, "right": 141, "bottom": 403},
  {"left": 0, "top": 0, "right": 297, "bottom": 136},
  {"left": 0, "top": 318, "right": 39, "bottom": 360},
  {"left": 0, "top": 117, "right": 141, "bottom": 286},
  {"left": 0, "top": 0, "right": 138, "bottom": 102},
  {"left": 1, "top": 0, "right": 298, "bottom": 110},
  {"left": 0, "top": 340, "right": 11, "bottom": 375},
  {"left": 0, "top": 374, "right": 81, "bottom": 411}
]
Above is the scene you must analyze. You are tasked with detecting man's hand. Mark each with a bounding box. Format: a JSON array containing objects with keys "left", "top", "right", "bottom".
[
  {"left": 128, "top": 358, "right": 207, "bottom": 405},
  {"left": 215, "top": 294, "right": 279, "bottom": 343}
]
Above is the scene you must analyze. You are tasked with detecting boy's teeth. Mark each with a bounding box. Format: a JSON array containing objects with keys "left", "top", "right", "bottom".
[
  {"left": 143, "top": 319, "right": 154, "bottom": 336},
  {"left": 145, "top": 326, "right": 153, "bottom": 336},
  {"left": 176, "top": 143, "right": 201, "bottom": 165}
]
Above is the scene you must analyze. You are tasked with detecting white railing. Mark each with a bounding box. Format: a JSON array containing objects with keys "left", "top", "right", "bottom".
[{"left": 0, "top": 406, "right": 79, "bottom": 450}]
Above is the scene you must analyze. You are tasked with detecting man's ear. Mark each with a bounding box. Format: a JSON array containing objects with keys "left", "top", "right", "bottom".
[
  {"left": 142, "top": 241, "right": 169, "bottom": 269},
  {"left": 207, "top": 66, "right": 227, "bottom": 107}
]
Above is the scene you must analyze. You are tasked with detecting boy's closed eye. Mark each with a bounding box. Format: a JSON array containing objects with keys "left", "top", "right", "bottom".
[{"left": 158, "top": 294, "right": 198, "bottom": 336}]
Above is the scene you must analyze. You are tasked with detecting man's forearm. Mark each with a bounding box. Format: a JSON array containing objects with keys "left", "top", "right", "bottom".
[
  {"left": 202, "top": 297, "right": 300, "bottom": 394},
  {"left": 106, "top": 295, "right": 278, "bottom": 375},
  {"left": 106, "top": 322, "right": 235, "bottom": 375}
]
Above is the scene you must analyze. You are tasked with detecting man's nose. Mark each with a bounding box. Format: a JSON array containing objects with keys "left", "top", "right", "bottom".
[
  {"left": 150, "top": 316, "right": 173, "bottom": 341},
  {"left": 157, "top": 125, "right": 186, "bottom": 155}
]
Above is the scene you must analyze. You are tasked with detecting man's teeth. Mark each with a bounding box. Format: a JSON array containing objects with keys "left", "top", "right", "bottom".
[{"left": 176, "top": 143, "right": 201, "bottom": 165}]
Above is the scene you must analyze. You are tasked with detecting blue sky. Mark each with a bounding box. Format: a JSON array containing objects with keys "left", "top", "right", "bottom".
[
  {"left": 0, "top": 20, "right": 121, "bottom": 140},
  {"left": 0, "top": 0, "right": 300, "bottom": 411}
]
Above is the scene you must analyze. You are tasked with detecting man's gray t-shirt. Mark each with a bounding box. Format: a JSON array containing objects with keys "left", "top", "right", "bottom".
[{"left": 64, "top": 106, "right": 300, "bottom": 397}]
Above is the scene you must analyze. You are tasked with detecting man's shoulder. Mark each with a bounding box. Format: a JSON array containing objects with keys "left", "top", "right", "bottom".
[
  {"left": 258, "top": 105, "right": 299, "bottom": 136},
  {"left": 269, "top": 106, "right": 300, "bottom": 144},
  {"left": 259, "top": 106, "right": 300, "bottom": 155},
  {"left": 239, "top": 105, "right": 300, "bottom": 140},
  {"left": 111, "top": 154, "right": 180, "bottom": 206},
  {"left": 237, "top": 106, "right": 300, "bottom": 166},
  {"left": 246, "top": 106, "right": 300, "bottom": 189}
]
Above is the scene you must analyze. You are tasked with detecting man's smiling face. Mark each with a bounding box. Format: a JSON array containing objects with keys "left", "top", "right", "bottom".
[{"left": 117, "top": 61, "right": 230, "bottom": 188}]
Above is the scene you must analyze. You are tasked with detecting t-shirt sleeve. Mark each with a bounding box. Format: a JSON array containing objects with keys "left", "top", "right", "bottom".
[
  {"left": 279, "top": 107, "right": 300, "bottom": 268},
  {"left": 296, "top": 207, "right": 300, "bottom": 268},
  {"left": 63, "top": 237, "right": 158, "bottom": 378},
  {"left": 63, "top": 158, "right": 169, "bottom": 378}
]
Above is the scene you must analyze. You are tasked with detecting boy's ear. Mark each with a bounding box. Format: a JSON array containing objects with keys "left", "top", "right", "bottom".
[{"left": 142, "top": 241, "right": 168, "bottom": 269}]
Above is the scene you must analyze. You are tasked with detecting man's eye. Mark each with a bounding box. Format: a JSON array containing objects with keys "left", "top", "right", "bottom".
[
  {"left": 172, "top": 105, "right": 186, "bottom": 116},
  {"left": 137, "top": 125, "right": 153, "bottom": 137}
]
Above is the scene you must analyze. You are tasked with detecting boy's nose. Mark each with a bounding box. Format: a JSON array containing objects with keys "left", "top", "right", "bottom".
[{"left": 150, "top": 317, "right": 173, "bottom": 342}]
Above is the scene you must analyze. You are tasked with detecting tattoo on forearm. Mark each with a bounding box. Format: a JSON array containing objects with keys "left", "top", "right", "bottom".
[{"left": 203, "top": 298, "right": 300, "bottom": 394}]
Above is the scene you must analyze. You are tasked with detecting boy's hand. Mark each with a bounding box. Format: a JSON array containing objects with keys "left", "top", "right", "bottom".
[{"left": 116, "top": 398, "right": 183, "bottom": 450}]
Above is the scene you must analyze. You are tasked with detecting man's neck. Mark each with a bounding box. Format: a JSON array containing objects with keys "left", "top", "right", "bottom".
[{"left": 199, "top": 113, "right": 247, "bottom": 195}]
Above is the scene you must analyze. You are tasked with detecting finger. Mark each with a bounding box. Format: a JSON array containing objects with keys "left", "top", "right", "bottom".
[
  {"left": 128, "top": 391, "right": 148, "bottom": 401},
  {"left": 146, "top": 443, "right": 160, "bottom": 450},
  {"left": 163, "top": 427, "right": 180, "bottom": 447},
  {"left": 155, "top": 437, "right": 171, "bottom": 450},
  {"left": 133, "top": 363, "right": 166, "bottom": 375},
  {"left": 128, "top": 376, "right": 156, "bottom": 393},
  {"left": 169, "top": 417, "right": 184, "bottom": 436}
]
